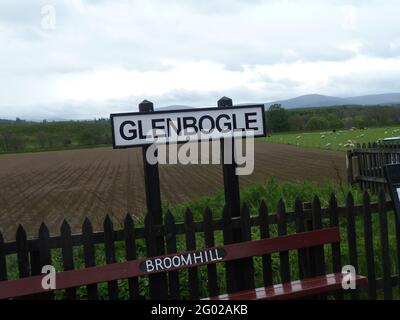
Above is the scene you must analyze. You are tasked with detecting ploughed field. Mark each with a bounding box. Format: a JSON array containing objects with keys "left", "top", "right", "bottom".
[{"left": 0, "top": 141, "right": 345, "bottom": 240}]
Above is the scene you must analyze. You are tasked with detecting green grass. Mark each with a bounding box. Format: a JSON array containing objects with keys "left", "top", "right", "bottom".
[
  {"left": 161, "top": 178, "right": 364, "bottom": 223},
  {"left": 4, "top": 178, "right": 398, "bottom": 299},
  {"left": 264, "top": 126, "right": 400, "bottom": 151}
]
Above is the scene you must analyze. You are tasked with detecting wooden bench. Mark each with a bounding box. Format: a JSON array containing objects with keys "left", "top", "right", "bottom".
[{"left": 0, "top": 227, "right": 366, "bottom": 300}]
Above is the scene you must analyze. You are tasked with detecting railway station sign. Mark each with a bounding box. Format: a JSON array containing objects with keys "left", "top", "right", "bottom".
[
  {"left": 111, "top": 105, "right": 266, "bottom": 148},
  {"left": 139, "top": 247, "right": 227, "bottom": 273}
]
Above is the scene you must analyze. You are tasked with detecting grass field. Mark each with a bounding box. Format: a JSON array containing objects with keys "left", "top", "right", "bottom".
[{"left": 265, "top": 126, "right": 400, "bottom": 151}]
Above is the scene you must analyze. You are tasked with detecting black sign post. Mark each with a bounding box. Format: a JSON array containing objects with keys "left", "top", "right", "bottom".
[
  {"left": 218, "top": 97, "right": 241, "bottom": 220},
  {"left": 218, "top": 96, "right": 254, "bottom": 293},
  {"left": 384, "top": 164, "right": 400, "bottom": 224},
  {"left": 138, "top": 100, "right": 168, "bottom": 299}
]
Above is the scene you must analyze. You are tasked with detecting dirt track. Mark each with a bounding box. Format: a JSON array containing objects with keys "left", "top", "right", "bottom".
[{"left": 0, "top": 142, "right": 346, "bottom": 240}]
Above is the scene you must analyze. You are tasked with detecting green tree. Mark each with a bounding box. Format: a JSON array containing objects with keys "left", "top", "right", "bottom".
[
  {"left": 305, "top": 116, "right": 330, "bottom": 131},
  {"left": 0, "top": 131, "right": 25, "bottom": 152},
  {"left": 326, "top": 115, "right": 344, "bottom": 130},
  {"left": 288, "top": 114, "right": 307, "bottom": 131},
  {"left": 267, "top": 104, "right": 290, "bottom": 132},
  {"left": 36, "top": 131, "right": 48, "bottom": 148},
  {"left": 352, "top": 115, "right": 365, "bottom": 128},
  {"left": 60, "top": 130, "right": 72, "bottom": 147}
]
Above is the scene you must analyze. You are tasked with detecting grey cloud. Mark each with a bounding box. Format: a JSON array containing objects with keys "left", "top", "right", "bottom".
[
  {"left": 325, "top": 72, "right": 400, "bottom": 97},
  {"left": 0, "top": 0, "right": 376, "bottom": 75},
  {"left": 0, "top": 1, "right": 42, "bottom": 25},
  {"left": 1, "top": 0, "right": 400, "bottom": 117}
]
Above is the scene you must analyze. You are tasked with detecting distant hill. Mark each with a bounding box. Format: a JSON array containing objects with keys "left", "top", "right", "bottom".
[
  {"left": 268, "top": 93, "right": 400, "bottom": 109},
  {"left": 157, "top": 93, "right": 400, "bottom": 111}
]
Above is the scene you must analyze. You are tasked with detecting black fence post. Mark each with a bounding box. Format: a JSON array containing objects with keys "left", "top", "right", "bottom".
[
  {"left": 138, "top": 100, "right": 168, "bottom": 299},
  {"left": 218, "top": 96, "right": 251, "bottom": 292},
  {"left": 0, "top": 232, "right": 7, "bottom": 282},
  {"left": 346, "top": 150, "right": 354, "bottom": 184}
]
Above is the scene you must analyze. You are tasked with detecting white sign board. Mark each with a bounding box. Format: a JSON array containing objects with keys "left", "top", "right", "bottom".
[{"left": 111, "top": 105, "right": 266, "bottom": 148}]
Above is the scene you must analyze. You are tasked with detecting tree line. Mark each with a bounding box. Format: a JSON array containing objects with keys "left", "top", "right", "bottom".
[
  {"left": 0, "top": 119, "right": 111, "bottom": 153},
  {"left": 266, "top": 104, "right": 400, "bottom": 133},
  {"left": 1, "top": 104, "right": 400, "bottom": 153}
]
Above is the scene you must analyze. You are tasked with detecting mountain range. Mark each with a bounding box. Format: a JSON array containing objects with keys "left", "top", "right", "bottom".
[
  {"left": 24, "top": 92, "right": 400, "bottom": 121},
  {"left": 157, "top": 93, "right": 400, "bottom": 111},
  {"left": 267, "top": 92, "right": 400, "bottom": 109}
]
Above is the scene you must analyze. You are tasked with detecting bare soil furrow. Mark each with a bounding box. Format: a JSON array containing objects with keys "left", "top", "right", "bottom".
[{"left": 0, "top": 143, "right": 346, "bottom": 240}]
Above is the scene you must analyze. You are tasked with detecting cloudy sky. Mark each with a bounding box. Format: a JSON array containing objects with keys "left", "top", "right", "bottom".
[{"left": 1, "top": 0, "right": 400, "bottom": 119}]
